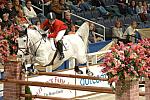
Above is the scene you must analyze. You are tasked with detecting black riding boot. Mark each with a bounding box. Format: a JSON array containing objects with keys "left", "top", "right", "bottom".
[{"left": 56, "top": 40, "right": 64, "bottom": 60}]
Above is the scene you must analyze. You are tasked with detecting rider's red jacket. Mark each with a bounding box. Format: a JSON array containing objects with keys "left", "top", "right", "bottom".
[{"left": 40, "top": 19, "right": 68, "bottom": 38}]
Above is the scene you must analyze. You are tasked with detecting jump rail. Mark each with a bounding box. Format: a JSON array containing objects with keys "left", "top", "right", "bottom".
[
  {"left": 37, "top": 72, "right": 108, "bottom": 81},
  {"left": 1, "top": 79, "right": 112, "bottom": 93},
  {"left": 31, "top": 71, "right": 144, "bottom": 84},
  {"left": 1, "top": 79, "right": 145, "bottom": 100}
]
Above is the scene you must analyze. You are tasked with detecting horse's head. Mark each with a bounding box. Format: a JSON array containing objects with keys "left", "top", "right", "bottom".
[
  {"left": 17, "top": 30, "right": 29, "bottom": 58},
  {"left": 17, "top": 28, "right": 48, "bottom": 58}
]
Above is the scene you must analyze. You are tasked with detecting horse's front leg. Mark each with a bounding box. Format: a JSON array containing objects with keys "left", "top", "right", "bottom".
[
  {"left": 86, "top": 65, "right": 94, "bottom": 76},
  {"left": 85, "top": 59, "right": 94, "bottom": 76},
  {"left": 74, "top": 60, "right": 83, "bottom": 74},
  {"left": 44, "top": 51, "right": 58, "bottom": 72}
]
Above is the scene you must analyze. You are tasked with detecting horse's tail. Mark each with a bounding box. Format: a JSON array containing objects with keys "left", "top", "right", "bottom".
[{"left": 75, "top": 22, "right": 89, "bottom": 53}]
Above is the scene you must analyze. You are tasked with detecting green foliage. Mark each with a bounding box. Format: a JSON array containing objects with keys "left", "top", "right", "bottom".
[{"left": 25, "top": 86, "right": 32, "bottom": 100}]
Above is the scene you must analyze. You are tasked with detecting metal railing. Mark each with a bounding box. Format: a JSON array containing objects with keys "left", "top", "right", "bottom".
[{"left": 70, "top": 12, "right": 106, "bottom": 40}]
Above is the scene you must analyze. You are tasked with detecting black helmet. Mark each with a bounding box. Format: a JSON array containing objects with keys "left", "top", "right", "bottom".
[{"left": 47, "top": 12, "right": 56, "bottom": 20}]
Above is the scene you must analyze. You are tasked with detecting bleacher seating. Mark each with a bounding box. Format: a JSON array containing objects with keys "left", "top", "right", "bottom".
[{"left": 69, "top": 0, "right": 150, "bottom": 41}]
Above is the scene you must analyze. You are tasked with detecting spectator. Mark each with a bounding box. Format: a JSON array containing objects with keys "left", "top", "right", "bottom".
[
  {"left": 1, "top": 13, "right": 12, "bottom": 31},
  {"left": 43, "top": 0, "right": 52, "bottom": 15},
  {"left": 143, "top": 1, "right": 149, "bottom": 14},
  {"left": 15, "top": 9, "right": 30, "bottom": 27},
  {"left": 13, "top": 0, "right": 23, "bottom": 12},
  {"left": 77, "top": 0, "right": 92, "bottom": 11},
  {"left": 35, "top": 20, "right": 41, "bottom": 30},
  {"left": 112, "top": 20, "right": 124, "bottom": 39},
  {"left": 66, "top": 0, "right": 81, "bottom": 12},
  {"left": 0, "top": 1, "right": 7, "bottom": 18},
  {"left": 68, "top": 24, "right": 76, "bottom": 35},
  {"left": 90, "top": 0, "right": 111, "bottom": 16},
  {"left": 62, "top": 11, "right": 73, "bottom": 33},
  {"left": 90, "top": 0, "right": 105, "bottom": 8},
  {"left": 137, "top": 1, "right": 147, "bottom": 22},
  {"left": 128, "top": 0, "right": 137, "bottom": 15},
  {"left": 23, "top": 0, "right": 37, "bottom": 19},
  {"left": 136, "top": 1, "right": 144, "bottom": 14},
  {"left": 124, "top": 21, "right": 138, "bottom": 42},
  {"left": 117, "top": 0, "right": 128, "bottom": 15},
  {"left": 89, "top": 23, "right": 101, "bottom": 43},
  {"left": 59, "top": 0, "right": 69, "bottom": 10},
  {"left": 5, "top": 1, "right": 17, "bottom": 20},
  {"left": 51, "top": 0, "right": 67, "bottom": 19}
]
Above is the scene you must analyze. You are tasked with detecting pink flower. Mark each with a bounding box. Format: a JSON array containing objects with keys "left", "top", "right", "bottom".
[
  {"left": 12, "top": 45, "right": 17, "bottom": 50},
  {"left": 108, "top": 76, "right": 119, "bottom": 83},
  {"left": 101, "top": 39, "right": 150, "bottom": 85},
  {"left": 133, "top": 71, "right": 138, "bottom": 76},
  {"left": 12, "top": 54, "right": 16, "bottom": 57},
  {"left": 0, "top": 36, "right": 4, "bottom": 40},
  {"left": 129, "top": 53, "right": 137, "bottom": 59},
  {"left": 121, "top": 64, "right": 125, "bottom": 68},
  {"left": 113, "top": 58, "right": 121, "bottom": 68}
]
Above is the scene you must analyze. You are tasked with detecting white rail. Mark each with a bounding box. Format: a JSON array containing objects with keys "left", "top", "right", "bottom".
[
  {"left": 86, "top": 50, "right": 111, "bottom": 66},
  {"left": 87, "top": 50, "right": 111, "bottom": 56},
  {"left": 70, "top": 12, "right": 106, "bottom": 40}
]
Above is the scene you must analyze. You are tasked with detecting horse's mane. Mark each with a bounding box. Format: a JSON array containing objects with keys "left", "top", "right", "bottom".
[{"left": 75, "top": 22, "right": 89, "bottom": 53}]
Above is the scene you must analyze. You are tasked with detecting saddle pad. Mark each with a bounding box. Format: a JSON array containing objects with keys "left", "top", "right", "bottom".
[{"left": 50, "top": 39, "right": 69, "bottom": 51}]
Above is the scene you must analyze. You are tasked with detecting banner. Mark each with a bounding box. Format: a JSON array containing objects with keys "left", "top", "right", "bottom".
[{"left": 28, "top": 65, "right": 109, "bottom": 100}]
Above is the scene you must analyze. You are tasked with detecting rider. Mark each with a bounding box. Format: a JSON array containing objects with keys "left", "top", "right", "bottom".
[{"left": 40, "top": 12, "right": 68, "bottom": 60}]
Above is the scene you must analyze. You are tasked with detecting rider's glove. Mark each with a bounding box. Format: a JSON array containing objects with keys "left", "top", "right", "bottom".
[{"left": 42, "top": 34, "right": 47, "bottom": 38}]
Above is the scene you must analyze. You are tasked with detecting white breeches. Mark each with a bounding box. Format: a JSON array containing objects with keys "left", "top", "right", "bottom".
[{"left": 55, "top": 30, "right": 66, "bottom": 42}]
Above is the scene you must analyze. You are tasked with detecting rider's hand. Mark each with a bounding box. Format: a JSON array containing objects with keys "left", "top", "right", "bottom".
[
  {"left": 28, "top": 25, "right": 36, "bottom": 29},
  {"left": 42, "top": 34, "right": 47, "bottom": 38}
]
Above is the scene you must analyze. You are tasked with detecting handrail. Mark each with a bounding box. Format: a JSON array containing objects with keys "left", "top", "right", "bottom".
[
  {"left": 69, "top": 12, "right": 106, "bottom": 40},
  {"left": 32, "top": 5, "right": 43, "bottom": 12}
]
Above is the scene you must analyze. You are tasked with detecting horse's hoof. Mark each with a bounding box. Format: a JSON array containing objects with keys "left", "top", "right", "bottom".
[
  {"left": 86, "top": 69, "right": 93, "bottom": 76},
  {"left": 25, "top": 71, "right": 30, "bottom": 76},
  {"left": 75, "top": 69, "right": 83, "bottom": 74},
  {"left": 22, "top": 69, "right": 26, "bottom": 74},
  {"left": 33, "top": 69, "right": 39, "bottom": 74}
]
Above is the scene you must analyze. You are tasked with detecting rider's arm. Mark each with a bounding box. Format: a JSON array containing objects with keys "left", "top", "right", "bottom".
[
  {"left": 47, "top": 24, "right": 68, "bottom": 38},
  {"left": 40, "top": 19, "right": 49, "bottom": 30},
  {"left": 47, "top": 25, "right": 61, "bottom": 38}
]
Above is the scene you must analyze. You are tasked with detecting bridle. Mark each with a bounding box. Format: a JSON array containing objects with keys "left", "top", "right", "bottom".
[{"left": 18, "top": 29, "right": 46, "bottom": 57}]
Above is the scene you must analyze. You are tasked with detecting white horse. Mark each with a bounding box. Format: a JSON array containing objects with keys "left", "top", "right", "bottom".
[{"left": 17, "top": 22, "right": 93, "bottom": 75}]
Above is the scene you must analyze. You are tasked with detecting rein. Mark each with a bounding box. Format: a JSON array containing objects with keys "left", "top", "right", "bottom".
[{"left": 18, "top": 35, "right": 44, "bottom": 57}]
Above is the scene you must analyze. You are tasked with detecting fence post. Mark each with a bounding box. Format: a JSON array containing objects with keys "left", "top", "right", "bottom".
[
  {"left": 145, "top": 78, "right": 150, "bottom": 100},
  {"left": 3, "top": 56, "right": 24, "bottom": 100},
  {"left": 115, "top": 79, "right": 139, "bottom": 100}
]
